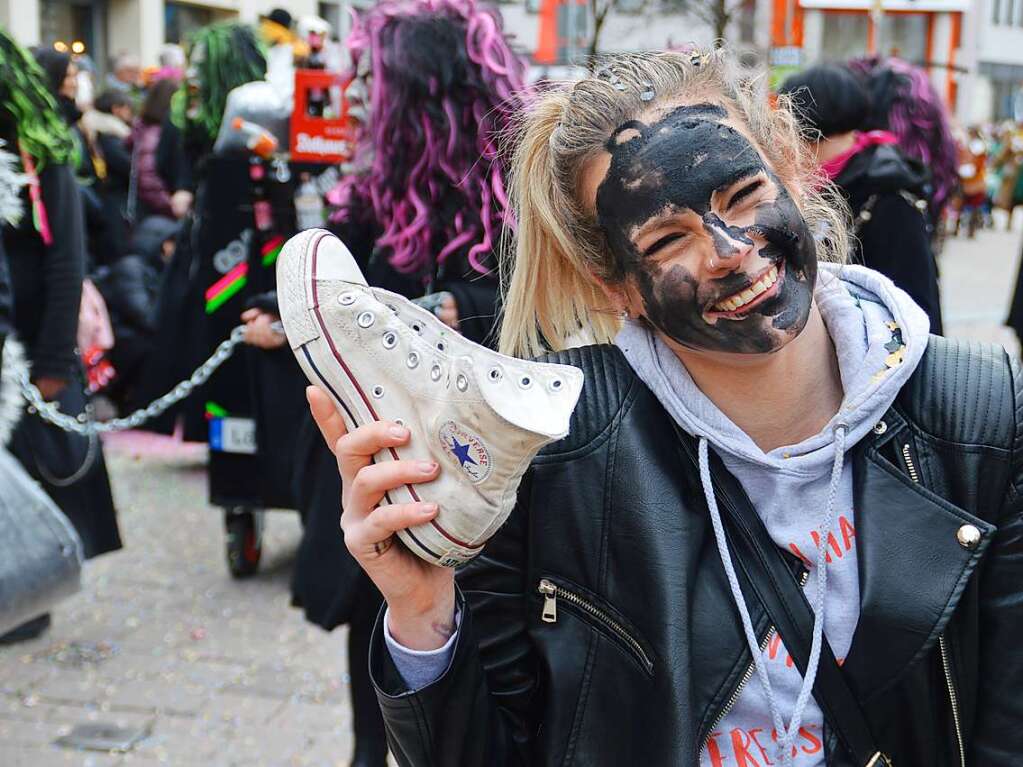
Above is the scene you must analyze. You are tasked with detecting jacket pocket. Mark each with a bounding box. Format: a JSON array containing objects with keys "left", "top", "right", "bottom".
[{"left": 536, "top": 576, "right": 655, "bottom": 676}]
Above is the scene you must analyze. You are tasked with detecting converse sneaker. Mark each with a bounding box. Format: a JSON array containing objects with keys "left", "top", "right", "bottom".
[{"left": 276, "top": 229, "right": 584, "bottom": 567}]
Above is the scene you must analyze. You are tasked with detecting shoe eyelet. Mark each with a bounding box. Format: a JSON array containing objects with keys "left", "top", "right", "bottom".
[
  {"left": 456, "top": 374, "right": 469, "bottom": 392},
  {"left": 387, "top": 304, "right": 398, "bottom": 314},
  {"left": 412, "top": 322, "right": 422, "bottom": 334},
  {"left": 382, "top": 332, "right": 397, "bottom": 349},
  {"left": 338, "top": 292, "right": 356, "bottom": 306},
  {"left": 436, "top": 342, "right": 445, "bottom": 352},
  {"left": 371, "top": 385, "right": 384, "bottom": 399},
  {"left": 488, "top": 367, "right": 502, "bottom": 382},
  {"left": 394, "top": 418, "right": 405, "bottom": 427},
  {"left": 430, "top": 364, "right": 442, "bottom": 382},
  {"left": 549, "top": 379, "right": 563, "bottom": 392},
  {"left": 518, "top": 375, "right": 532, "bottom": 389},
  {"left": 357, "top": 311, "right": 375, "bottom": 328},
  {"left": 406, "top": 352, "right": 420, "bottom": 369}
]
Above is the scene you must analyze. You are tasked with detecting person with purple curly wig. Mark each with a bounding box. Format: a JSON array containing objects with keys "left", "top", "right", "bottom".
[
  {"left": 325, "top": 0, "right": 527, "bottom": 342},
  {"left": 282, "top": 4, "right": 526, "bottom": 765},
  {"left": 847, "top": 56, "right": 959, "bottom": 228}
]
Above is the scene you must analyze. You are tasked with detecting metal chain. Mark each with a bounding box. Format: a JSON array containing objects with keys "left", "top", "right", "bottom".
[{"left": 17, "top": 326, "right": 248, "bottom": 435}]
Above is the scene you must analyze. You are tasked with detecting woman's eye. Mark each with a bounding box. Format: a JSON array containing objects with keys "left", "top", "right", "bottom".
[
  {"left": 643, "top": 232, "right": 687, "bottom": 258},
  {"left": 727, "top": 179, "right": 765, "bottom": 210}
]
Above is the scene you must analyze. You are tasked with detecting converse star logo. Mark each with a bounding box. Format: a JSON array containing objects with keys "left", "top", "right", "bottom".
[{"left": 439, "top": 421, "right": 492, "bottom": 484}]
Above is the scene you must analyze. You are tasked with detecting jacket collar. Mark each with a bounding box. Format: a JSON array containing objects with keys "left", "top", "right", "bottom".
[{"left": 838, "top": 412, "right": 995, "bottom": 701}]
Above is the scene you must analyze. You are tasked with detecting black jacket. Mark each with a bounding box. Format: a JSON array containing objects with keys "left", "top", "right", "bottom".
[
  {"left": 835, "top": 144, "right": 943, "bottom": 335},
  {"left": 3, "top": 162, "right": 85, "bottom": 380},
  {"left": 370, "top": 338, "right": 1022, "bottom": 765}
]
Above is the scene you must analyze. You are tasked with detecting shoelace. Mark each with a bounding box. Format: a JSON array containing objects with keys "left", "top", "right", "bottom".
[{"left": 698, "top": 424, "right": 848, "bottom": 765}]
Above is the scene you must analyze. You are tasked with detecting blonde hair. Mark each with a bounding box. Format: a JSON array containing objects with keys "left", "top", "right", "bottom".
[{"left": 499, "top": 48, "right": 850, "bottom": 358}]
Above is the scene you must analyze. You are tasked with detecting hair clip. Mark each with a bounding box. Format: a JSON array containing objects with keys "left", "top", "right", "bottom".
[{"left": 639, "top": 81, "right": 655, "bottom": 101}]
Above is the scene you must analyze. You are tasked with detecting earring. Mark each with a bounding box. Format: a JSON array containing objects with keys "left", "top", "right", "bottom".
[{"left": 619, "top": 309, "right": 630, "bottom": 320}]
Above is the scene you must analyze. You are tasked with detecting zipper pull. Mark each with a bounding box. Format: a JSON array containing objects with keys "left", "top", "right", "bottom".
[{"left": 538, "top": 579, "right": 557, "bottom": 623}]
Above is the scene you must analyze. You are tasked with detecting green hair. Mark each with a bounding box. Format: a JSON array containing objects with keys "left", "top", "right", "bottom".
[
  {"left": 173, "top": 22, "right": 267, "bottom": 145},
  {"left": 0, "top": 29, "right": 76, "bottom": 168}
]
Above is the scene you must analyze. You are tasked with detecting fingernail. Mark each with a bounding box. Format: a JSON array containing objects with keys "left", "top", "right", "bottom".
[
  {"left": 417, "top": 460, "right": 437, "bottom": 473},
  {"left": 421, "top": 503, "right": 438, "bottom": 515},
  {"left": 389, "top": 424, "right": 409, "bottom": 439}
]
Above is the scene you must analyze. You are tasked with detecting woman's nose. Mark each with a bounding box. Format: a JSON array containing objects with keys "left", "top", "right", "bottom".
[{"left": 703, "top": 215, "right": 754, "bottom": 271}]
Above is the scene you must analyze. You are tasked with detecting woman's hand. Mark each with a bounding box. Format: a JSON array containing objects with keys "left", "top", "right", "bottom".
[
  {"left": 307, "top": 386, "right": 457, "bottom": 651},
  {"left": 240, "top": 308, "right": 286, "bottom": 350}
]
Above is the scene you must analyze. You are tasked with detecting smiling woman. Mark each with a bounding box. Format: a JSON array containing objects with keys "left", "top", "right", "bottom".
[{"left": 311, "top": 47, "right": 1023, "bottom": 767}]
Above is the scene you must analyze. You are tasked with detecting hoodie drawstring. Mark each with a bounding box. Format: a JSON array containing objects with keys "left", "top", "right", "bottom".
[{"left": 698, "top": 424, "right": 848, "bottom": 765}]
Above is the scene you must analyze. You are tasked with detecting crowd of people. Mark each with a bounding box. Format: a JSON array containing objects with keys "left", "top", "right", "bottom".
[{"left": 0, "top": 2, "right": 1020, "bottom": 766}]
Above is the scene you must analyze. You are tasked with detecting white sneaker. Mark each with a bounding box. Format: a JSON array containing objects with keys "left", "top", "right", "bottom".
[{"left": 276, "top": 229, "right": 584, "bottom": 567}]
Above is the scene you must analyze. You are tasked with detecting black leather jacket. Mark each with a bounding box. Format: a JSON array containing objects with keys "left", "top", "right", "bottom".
[{"left": 370, "top": 338, "right": 1023, "bottom": 765}]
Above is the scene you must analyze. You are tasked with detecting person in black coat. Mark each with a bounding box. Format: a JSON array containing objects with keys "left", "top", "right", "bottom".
[
  {"left": 92, "top": 216, "right": 180, "bottom": 410},
  {"left": 86, "top": 90, "right": 135, "bottom": 262},
  {"left": 32, "top": 47, "right": 121, "bottom": 267},
  {"left": 780, "top": 64, "right": 944, "bottom": 334},
  {"left": 0, "top": 30, "right": 121, "bottom": 643}
]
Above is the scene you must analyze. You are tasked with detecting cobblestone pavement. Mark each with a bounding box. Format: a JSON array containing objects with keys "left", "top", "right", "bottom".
[{"left": 0, "top": 225, "right": 1020, "bottom": 767}]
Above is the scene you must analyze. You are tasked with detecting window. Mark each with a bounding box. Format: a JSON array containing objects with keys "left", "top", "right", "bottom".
[
  {"left": 165, "top": 2, "right": 214, "bottom": 45},
  {"left": 820, "top": 12, "right": 869, "bottom": 61},
  {"left": 993, "top": 0, "right": 1003, "bottom": 25},
  {"left": 880, "top": 13, "right": 928, "bottom": 64},
  {"left": 40, "top": 0, "right": 107, "bottom": 74},
  {"left": 555, "top": 1, "right": 588, "bottom": 63},
  {"left": 616, "top": 0, "right": 646, "bottom": 14}
]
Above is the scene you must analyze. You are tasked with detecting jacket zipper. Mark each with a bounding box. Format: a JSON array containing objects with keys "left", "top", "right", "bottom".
[
  {"left": 901, "top": 443, "right": 920, "bottom": 483},
  {"left": 901, "top": 445, "right": 965, "bottom": 767},
  {"left": 537, "top": 579, "right": 653, "bottom": 674},
  {"left": 700, "top": 570, "right": 811, "bottom": 752},
  {"left": 939, "top": 636, "right": 966, "bottom": 767}
]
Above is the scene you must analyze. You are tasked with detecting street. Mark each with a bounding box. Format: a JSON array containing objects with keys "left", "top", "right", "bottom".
[{"left": 0, "top": 225, "right": 1020, "bottom": 767}]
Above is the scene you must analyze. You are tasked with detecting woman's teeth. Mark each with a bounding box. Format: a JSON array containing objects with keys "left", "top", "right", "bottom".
[{"left": 713, "top": 265, "right": 779, "bottom": 312}]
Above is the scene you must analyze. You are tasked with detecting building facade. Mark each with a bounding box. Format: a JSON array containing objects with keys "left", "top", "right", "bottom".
[
  {"left": 0, "top": 0, "right": 341, "bottom": 72},
  {"left": 963, "top": 0, "right": 1023, "bottom": 123},
  {"left": 768, "top": 0, "right": 968, "bottom": 116},
  {"left": 1, "top": 0, "right": 740, "bottom": 77}
]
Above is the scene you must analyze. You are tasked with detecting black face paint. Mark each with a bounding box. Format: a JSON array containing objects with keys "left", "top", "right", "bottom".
[{"left": 596, "top": 103, "right": 817, "bottom": 354}]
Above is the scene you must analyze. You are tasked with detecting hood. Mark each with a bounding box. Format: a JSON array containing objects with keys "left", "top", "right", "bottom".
[
  {"left": 835, "top": 142, "right": 930, "bottom": 200},
  {"left": 616, "top": 262, "right": 931, "bottom": 472},
  {"left": 129, "top": 215, "right": 181, "bottom": 264}
]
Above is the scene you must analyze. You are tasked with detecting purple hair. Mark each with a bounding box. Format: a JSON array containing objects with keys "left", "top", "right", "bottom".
[
  {"left": 848, "top": 56, "right": 958, "bottom": 218},
  {"left": 328, "top": 0, "right": 528, "bottom": 279}
]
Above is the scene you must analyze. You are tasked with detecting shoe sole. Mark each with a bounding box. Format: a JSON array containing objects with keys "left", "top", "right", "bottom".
[{"left": 277, "top": 229, "right": 483, "bottom": 566}]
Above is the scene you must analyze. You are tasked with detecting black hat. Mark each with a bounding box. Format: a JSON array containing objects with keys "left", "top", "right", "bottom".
[{"left": 261, "top": 8, "right": 293, "bottom": 29}]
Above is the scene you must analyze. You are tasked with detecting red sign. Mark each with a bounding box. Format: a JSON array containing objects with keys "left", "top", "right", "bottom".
[{"left": 290, "top": 69, "right": 357, "bottom": 164}]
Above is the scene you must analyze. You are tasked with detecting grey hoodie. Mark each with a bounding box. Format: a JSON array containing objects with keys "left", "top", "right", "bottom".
[
  {"left": 385, "top": 264, "right": 931, "bottom": 766},
  {"left": 615, "top": 263, "right": 931, "bottom": 765}
]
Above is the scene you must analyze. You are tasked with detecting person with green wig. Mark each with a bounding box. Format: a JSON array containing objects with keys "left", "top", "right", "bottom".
[
  {"left": 0, "top": 27, "right": 121, "bottom": 644},
  {"left": 156, "top": 21, "right": 267, "bottom": 219}
]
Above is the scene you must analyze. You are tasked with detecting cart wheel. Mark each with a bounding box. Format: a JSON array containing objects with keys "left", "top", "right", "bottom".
[{"left": 225, "top": 508, "right": 262, "bottom": 579}]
